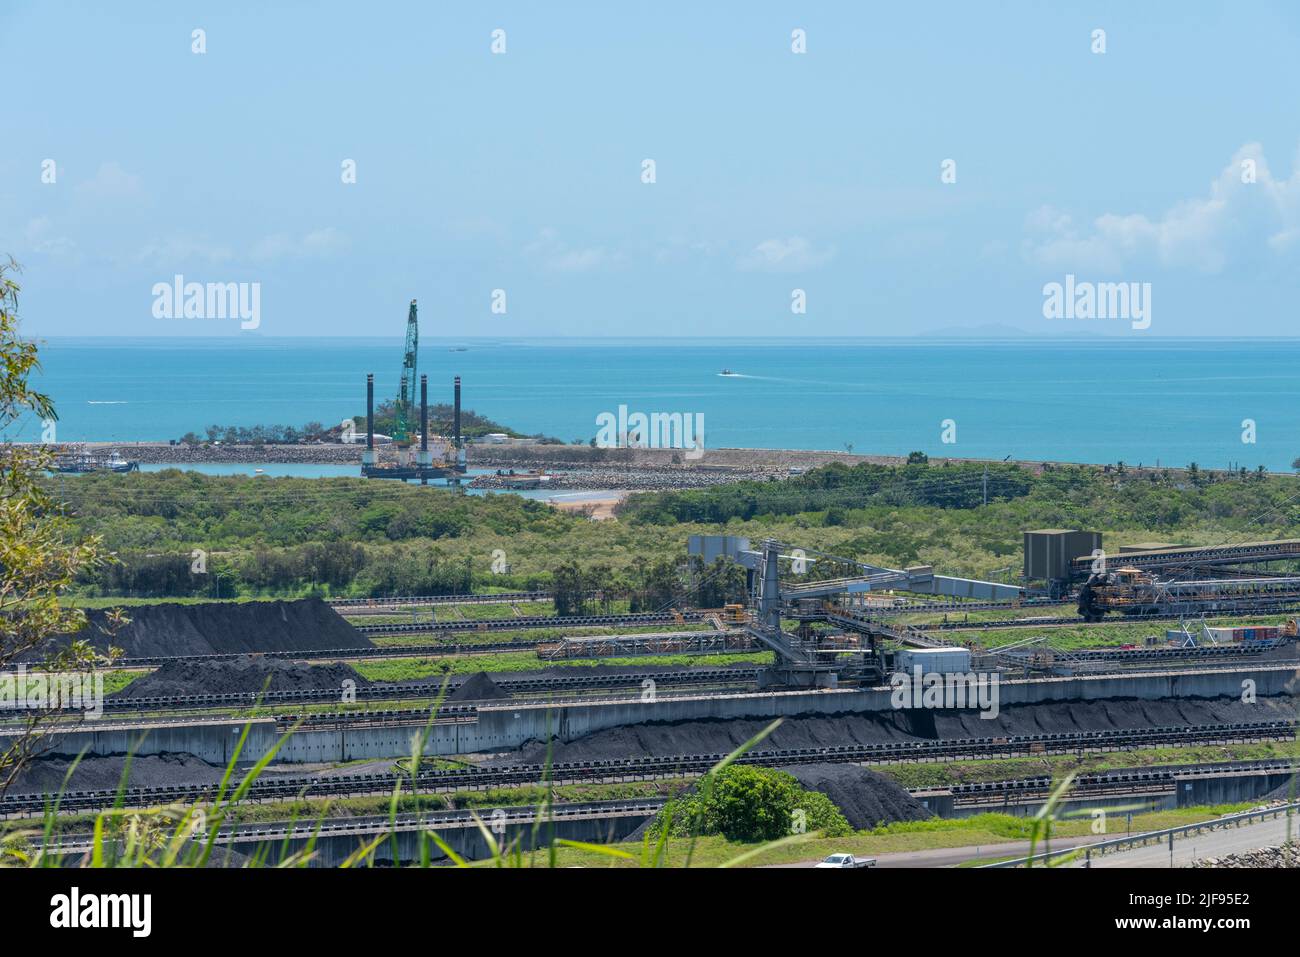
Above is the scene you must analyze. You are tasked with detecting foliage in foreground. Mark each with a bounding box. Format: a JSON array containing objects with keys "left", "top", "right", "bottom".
[
  {"left": 0, "top": 258, "right": 114, "bottom": 797},
  {"left": 648, "top": 765, "right": 852, "bottom": 842}
]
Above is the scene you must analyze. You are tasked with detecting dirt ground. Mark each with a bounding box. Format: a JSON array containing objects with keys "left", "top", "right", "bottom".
[{"left": 548, "top": 494, "right": 627, "bottom": 520}]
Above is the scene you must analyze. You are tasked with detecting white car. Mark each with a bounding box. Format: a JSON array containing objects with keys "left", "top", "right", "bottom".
[{"left": 814, "top": 853, "right": 876, "bottom": 869}]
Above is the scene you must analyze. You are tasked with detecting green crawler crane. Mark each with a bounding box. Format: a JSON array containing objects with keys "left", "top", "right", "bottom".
[{"left": 393, "top": 299, "right": 419, "bottom": 450}]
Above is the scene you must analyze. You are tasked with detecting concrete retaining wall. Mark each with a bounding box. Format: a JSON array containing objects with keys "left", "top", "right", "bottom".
[
  {"left": 8, "top": 664, "right": 1296, "bottom": 765},
  {"left": 916, "top": 770, "right": 1293, "bottom": 819},
  {"left": 221, "top": 813, "right": 651, "bottom": 867}
]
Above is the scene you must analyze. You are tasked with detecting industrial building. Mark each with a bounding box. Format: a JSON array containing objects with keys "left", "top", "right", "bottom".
[{"left": 1022, "top": 529, "right": 1102, "bottom": 585}]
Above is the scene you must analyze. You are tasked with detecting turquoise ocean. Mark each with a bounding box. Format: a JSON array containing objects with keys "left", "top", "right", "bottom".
[{"left": 14, "top": 337, "right": 1300, "bottom": 472}]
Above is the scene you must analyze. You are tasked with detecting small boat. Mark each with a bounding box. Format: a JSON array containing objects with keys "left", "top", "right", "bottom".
[
  {"left": 718, "top": 368, "right": 738, "bottom": 377},
  {"left": 51, "top": 451, "right": 140, "bottom": 474},
  {"left": 495, "top": 468, "right": 551, "bottom": 490}
]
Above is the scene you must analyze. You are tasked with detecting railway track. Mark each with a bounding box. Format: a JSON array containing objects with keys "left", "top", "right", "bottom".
[
  {"left": 112, "top": 637, "right": 572, "bottom": 668},
  {"left": 329, "top": 591, "right": 554, "bottom": 609},
  {"left": 353, "top": 611, "right": 701, "bottom": 636},
  {"left": 47, "top": 799, "right": 667, "bottom": 855},
  {"left": 46, "top": 760, "right": 1300, "bottom": 849},
  {"left": 1057, "top": 643, "right": 1290, "bottom": 664},
  {"left": 911, "top": 604, "right": 1300, "bottom": 632},
  {"left": 24, "top": 667, "right": 763, "bottom": 719},
  {"left": 7, "top": 719, "right": 1294, "bottom": 817},
  {"left": 945, "top": 758, "right": 1299, "bottom": 801}
]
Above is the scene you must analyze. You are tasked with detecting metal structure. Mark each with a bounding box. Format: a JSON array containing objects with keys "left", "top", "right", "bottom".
[
  {"left": 1077, "top": 566, "right": 1300, "bottom": 620},
  {"left": 453, "top": 375, "right": 466, "bottom": 476},
  {"left": 538, "top": 630, "right": 754, "bottom": 660},
  {"left": 1024, "top": 529, "right": 1101, "bottom": 582},
  {"left": 360, "top": 300, "right": 467, "bottom": 483},
  {"left": 687, "top": 536, "right": 1024, "bottom": 687},
  {"left": 1069, "top": 538, "right": 1300, "bottom": 579},
  {"left": 393, "top": 300, "right": 419, "bottom": 451}
]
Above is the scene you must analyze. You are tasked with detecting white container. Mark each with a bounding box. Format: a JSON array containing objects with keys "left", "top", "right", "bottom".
[{"left": 895, "top": 647, "right": 971, "bottom": 674}]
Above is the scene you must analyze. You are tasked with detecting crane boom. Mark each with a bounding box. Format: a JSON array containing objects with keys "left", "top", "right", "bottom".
[{"left": 393, "top": 300, "right": 419, "bottom": 446}]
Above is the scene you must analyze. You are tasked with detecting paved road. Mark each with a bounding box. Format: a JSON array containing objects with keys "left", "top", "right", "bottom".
[
  {"left": 1072, "top": 813, "right": 1300, "bottom": 868},
  {"left": 778, "top": 834, "right": 1103, "bottom": 868},
  {"left": 782, "top": 815, "right": 1300, "bottom": 868}
]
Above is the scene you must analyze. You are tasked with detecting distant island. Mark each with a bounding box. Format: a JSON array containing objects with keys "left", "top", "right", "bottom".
[{"left": 175, "top": 401, "right": 564, "bottom": 446}]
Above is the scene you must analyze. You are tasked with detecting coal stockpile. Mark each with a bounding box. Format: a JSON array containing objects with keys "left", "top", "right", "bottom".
[
  {"left": 1261, "top": 780, "right": 1300, "bottom": 802},
  {"left": 112, "top": 658, "right": 373, "bottom": 699},
  {"left": 9, "top": 753, "right": 228, "bottom": 795},
  {"left": 523, "top": 662, "right": 756, "bottom": 680},
  {"left": 502, "top": 696, "right": 1300, "bottom": 764},
  {"left": 448, "top": 671, "right": 511, "bottom": 701},
  {"left": 780, "top": 763, "right": 931, "bottom": 829},
  {"left": 46, "top": 598, "right": 373, "bottom": 659}
]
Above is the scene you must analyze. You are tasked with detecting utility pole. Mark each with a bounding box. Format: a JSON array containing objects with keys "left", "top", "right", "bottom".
[{"left": 982, "top": 464, "right": 988, "bottom": 507}]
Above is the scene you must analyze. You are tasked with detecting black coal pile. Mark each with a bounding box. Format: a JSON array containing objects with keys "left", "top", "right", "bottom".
[
  {"left": 41, "top": 598, "right": 372, "bottom": 659},
  {"left": 448, "top": 672, "right": 511, "bottom": 701},
  {"left": 113, "top": 658, "right": 372, "bottom": 698},
  {"left": 10, "top": 753, "right": 227, "bottom": 796},
  {"left": 780, "top": 763, "right": 931, "bottom": 829},
  {"left": 500, "top": 696, "right": 1299, "bottom": 765},
  {"left": 1261, "top": 780, "right": 1300, "bottom": 802}
]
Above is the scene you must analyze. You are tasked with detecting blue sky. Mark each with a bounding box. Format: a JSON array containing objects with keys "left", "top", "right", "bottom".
[{"left": 6, "top": 1, "right": 1300, "bottom": 337}]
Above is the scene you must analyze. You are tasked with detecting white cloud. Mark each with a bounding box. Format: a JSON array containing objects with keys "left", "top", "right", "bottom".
[
  {"left": 24, "top": 217, "right": 75, "bottom": 256},
  {"left": 251, "top": 227, "right": 348, "bottom": 261},
  {"left": 75, "top": 161, "right": 142, "bottom": 200},
  {"left": 738, "top": 236, "right": 834, "bottom": 272},
  {"left": 134, "top": 228, "right": 347, "bottom": 268},
  {"left": 525, "top": 228, "right": 610, "bottom": 272},
  {"left": 1024, "top": 143, "right": 1300, "bottom": 273},
  {"left": 135, "top": 236, "right": 233, "bottom": 267}
]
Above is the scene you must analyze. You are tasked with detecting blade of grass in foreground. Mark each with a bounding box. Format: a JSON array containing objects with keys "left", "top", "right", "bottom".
[
  {"left": 466, "top": 809, "right": 503, "bottom": 865},
  {"left": 38, "top": 747, "right": 87, "bottom": 867},
  {"left": 193, "top": 718, "right": 299, "bottom": 869},
  {"left": 718, "top": 831, "right": 815, "bottom": 868},
  {"left": 425, "top": 829, "right": 469, "bottom": 867},
  {"left": 1025, "top": 772, "right": 1076, "bottom": 867},
  {"left": 684, "top": 718, "right": 782, "bottom": 869},
  {"left": 553, "top": 839, "right": 636, "bottom": 863}
]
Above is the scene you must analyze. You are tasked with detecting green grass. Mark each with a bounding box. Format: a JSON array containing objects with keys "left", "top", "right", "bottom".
[
  {"left": 876, "top": 742, "right": 1300, "bottom": 789},
  {"left": 524, "top": 803, "right": 1263, "bottom": 868},
  {"left": 353, "top": 651, "right": 773, "bottom": 682},
  {"left": 367, "top": 621, "right": 715, "bottom": 648},
  {"left": 894, "top": 603, "right": 1077, "bottom": 626},
  {"left": 0, "top": 670, "right": 140, "bottom": 698},
  {"left": 976, "top": 610, "right": 1299, "bottom": 650}
]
